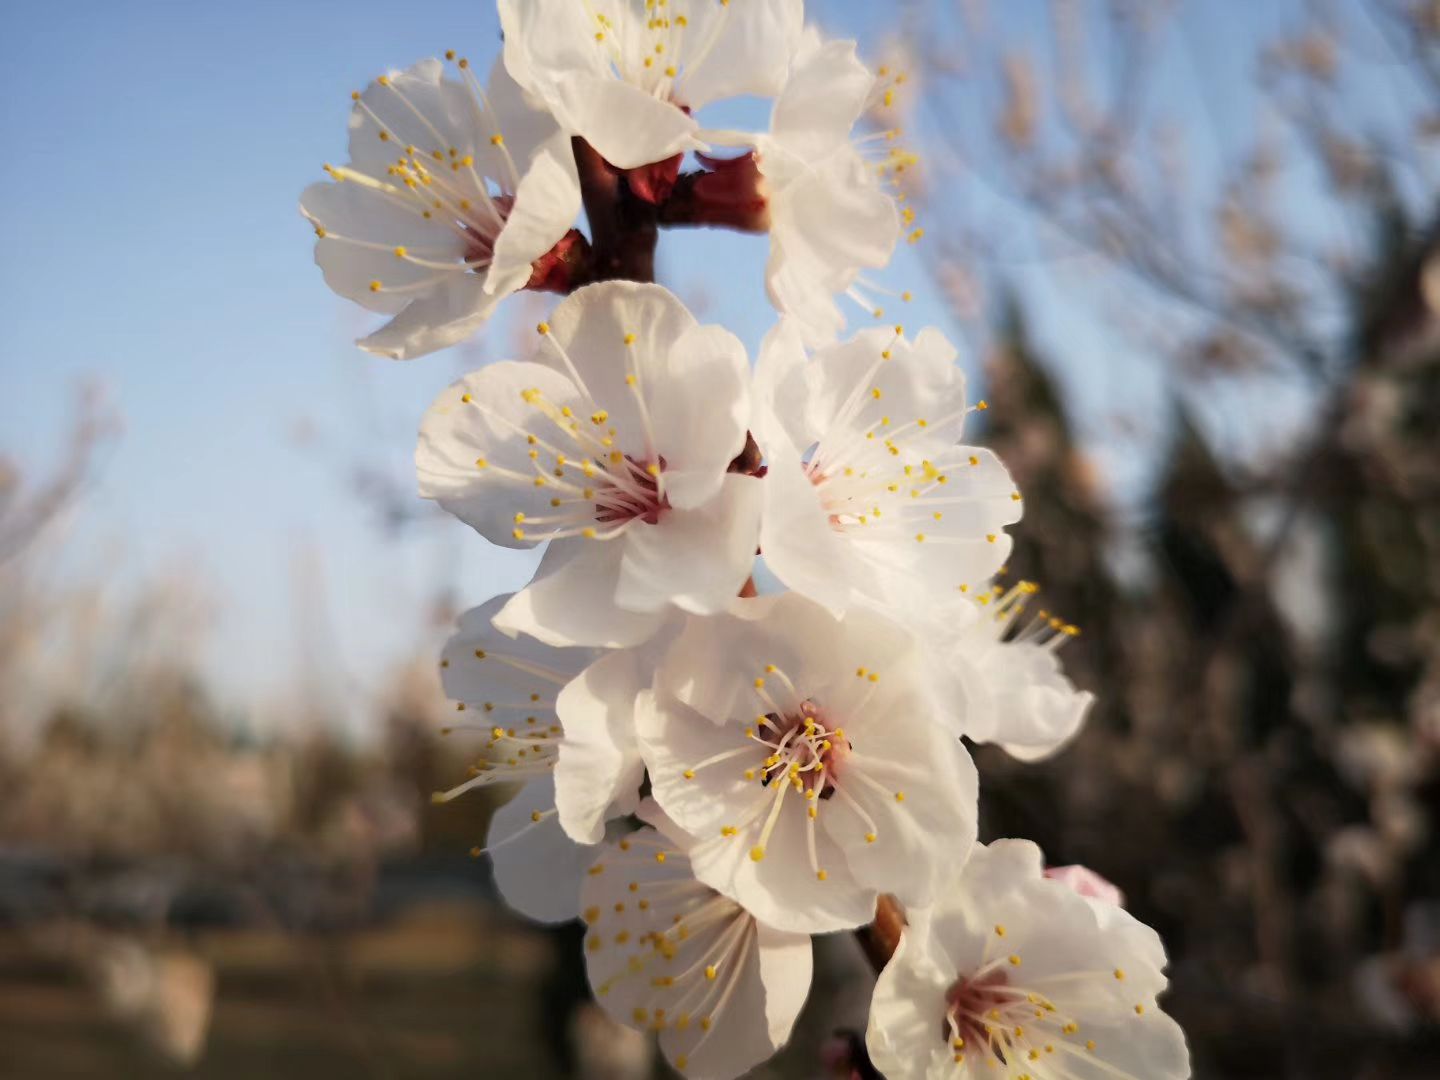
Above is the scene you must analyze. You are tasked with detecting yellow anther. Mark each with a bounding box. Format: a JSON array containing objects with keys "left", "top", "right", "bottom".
[
  {"left": 623, "top": 332, "right": 637, "bottom": 345},
  {"left": 894, "top": 791, "right": 905, "bottom": 802},
  {"left": 816, "top": 869, "right": 828, "bottom": 881},
  {"left": 369, "top": 280, "right": 382, "bottom": 292},
  {"left": 460, "top": 393, "right": 472, "bottom": 404},
  {"left": 1113, "top": 969, "right": 1126, "bottom": 981},
  {"left": 977, "top": 400, "right": 989, "bottom": 410},
  {"left": 682, "top": 769, "right": 695, "bottom": 780},
  {"left": 749, "top": 846, "right": 765, "bottom": 862},
  {"left": 1009, "top": 954, "right": 1021, "bottom": 966},
  {"left": 865, "top": 832, "right": 876, "bottom": 844},
  {"left": 995, "top": 924, "right": 1006, "bottom": 936}
]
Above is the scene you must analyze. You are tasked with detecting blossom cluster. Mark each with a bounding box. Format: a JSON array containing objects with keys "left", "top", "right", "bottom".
[{"left": 301, "top": 2, "right": 1190, "bottom": 1077}]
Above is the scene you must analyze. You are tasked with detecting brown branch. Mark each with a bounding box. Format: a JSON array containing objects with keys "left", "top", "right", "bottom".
[
  {"left": 854, "top": 894, "right": 907, "bottom": 973},
  {"left": 572, "top": 137, "right": 658, "bottom": 284}
]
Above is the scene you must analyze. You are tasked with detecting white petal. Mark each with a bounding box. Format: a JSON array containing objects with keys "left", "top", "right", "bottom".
[
  {"left": 770, "top": 39, "right": 875, "bottom": 161},
  {"left": 440, "top": 594, "right": 594, "bottom": 707},
  {"left": 646, "top": 323, "right": 750, "bottom": 509},
  {"left": 568, "top": 76, "right": 701, "bottom": 169},
  {"left": 538, "top": 281, "right": 699, "bottom": 462},
  {"left": 638, "top": 691, "right": 877, "bottom": 934},
  {"left": 758, "top": 440, "right": 860, "bottom": 617},
  {"left": 300, "top": 180, "right": 465, "bottom": 315},
  {"left": 488, "top": 775, "right": 591, "bottom": 924},
  {"left": 498, "top": 0, "right": 611, "bottom": 96},
  {"left": 674, "top": 0, "right": 805, "bottom": 109},
  {"left": 480, "top": 55, "right": 563, "bottom": 180},
  {"left": 359, "top": 273, "right": 505, "bottom": 360},
  {"left": 763, "top": 149, "right": 900, "bottom": 345},
  {"left": 416, "top": 361, "right": 585, "bottom": 545},
  {"left": 494, "top": 540, "right": 668, "bottom": 648},
  {"left": 865, "top": 931, "right": 953, "bottom": 1080},
  {"left": 555, "top": 648, "right": 654, "bottom": 843},
  {"left": 751, "top": 318, "right": 812, "bottom": 452},
  {"left": 486, "top": 132, "right": 582, "bottom": 294},
  {"left": 346, "top": 58, "right": 477, "bottom": 178},
  {"left": 579, "top": 827, "right": 811, "bottom": 1080},
  {"left": 615, "top": 475, "right": 761, "bottom": 615},
  {"left": 823, "top": 686, "right": 979, "bottom": 910}
]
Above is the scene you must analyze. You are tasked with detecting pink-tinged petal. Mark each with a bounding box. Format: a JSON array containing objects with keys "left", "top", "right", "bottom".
[{"left": 1045, "top": 865, "right": 1126, "bottom": 908}]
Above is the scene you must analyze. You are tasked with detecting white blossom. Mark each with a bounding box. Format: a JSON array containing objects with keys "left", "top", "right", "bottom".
[
  {"left": 300, "top": 57, "right": 581, "bottom": 359},
  {"left": 755, "top": 34, "right": 902, "bottom": 345},
  {"left": 638, "top": 593, "right": 979, "bottom": 934},
  {"left": 925, "top": 581, "right": 1095, "bottom": 762},
  {"left": 867, "top": 839, "right": 1190, "bottom": 1080},
  {"left": 498, "top": 0, "right": 804, "bottom": 170},
  {"left": 417, "top": 281, "right": 761, "bottom": 648},
  {"left": 430, "top": 595, "right": 604, "bottom": 923},
  {"left": 580, "top": 802, "right": 811, "bottom": 1080},
  {"left": 753, "top": 319, "right": 1022, "bottom": 625}
]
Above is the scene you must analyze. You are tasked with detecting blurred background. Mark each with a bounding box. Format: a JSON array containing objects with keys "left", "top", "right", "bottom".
[{"left": 2, "top": 0, "right": 1439, "bottom": 1076}]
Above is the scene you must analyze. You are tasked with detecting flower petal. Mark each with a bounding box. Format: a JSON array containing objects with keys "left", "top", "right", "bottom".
[
  {"left": 416, "top": 361, "right": 585, "bottom": 545},
  {"left": 674, "top": 0, "right": 805, "bottom": 109},
  {"left": 770, "top": 39, "right": 875, "bottom": 161},
  {"left": 615, "top": 475, "right": 761, "bottom": 615},
  {"left": 488, "top": 775, "right": 591, "bottom": 924},
  {"left": 495, "top": 540, "right": 669, "bottom": 648},
  {"left": 555, "top": 648, "right": 654, "bottom": 843},
  {"left": 486, "top": 131, "right": 583, "bottom": 295},
  {"left": 359, "top": 273, "right": 504, "bottom": 359}
]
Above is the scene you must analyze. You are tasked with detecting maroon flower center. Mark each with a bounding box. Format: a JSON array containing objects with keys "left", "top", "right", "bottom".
[
  {"left": 760, "top": 701, "right": 850, "bottom": 799},
  {"left": 943, "top": 969, "right": 1013, "bottom": 1055},
  {"left": 594, "top": 455, "right": 669, "bottom": 526}
]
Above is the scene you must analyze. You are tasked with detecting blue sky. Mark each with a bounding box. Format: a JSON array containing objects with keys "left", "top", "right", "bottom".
[{"left": 1, "top": 0, "right": 1404, "bottom": 731}]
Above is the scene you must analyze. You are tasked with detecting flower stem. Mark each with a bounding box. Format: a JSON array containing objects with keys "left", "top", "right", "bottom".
[
  {"left": 573, "top": 137, "right": 658, "bottom": 284},
  {"left": 855, "top": 894, "right": 906, "bottom": 973}
]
